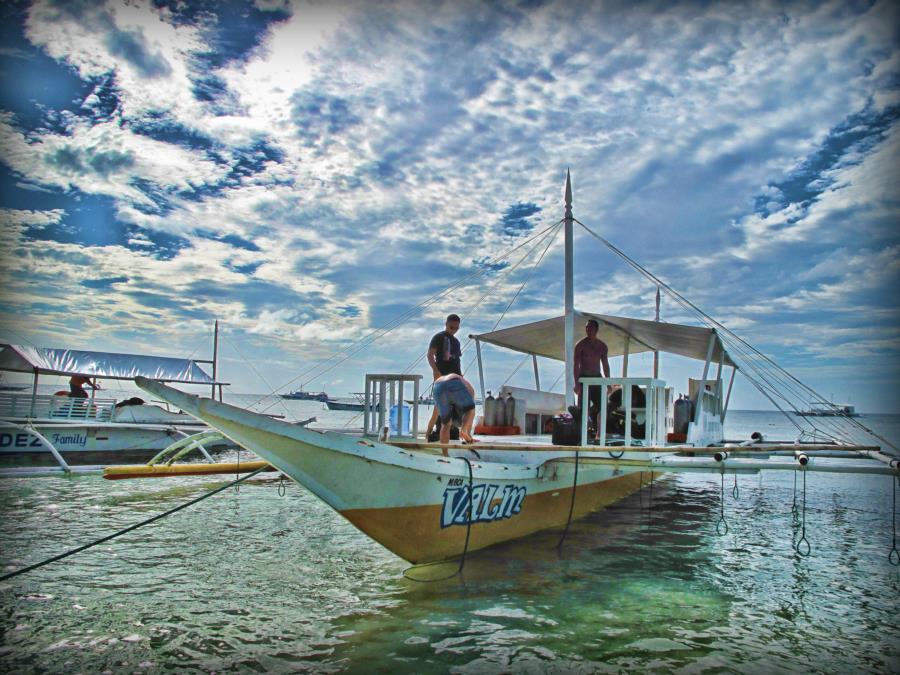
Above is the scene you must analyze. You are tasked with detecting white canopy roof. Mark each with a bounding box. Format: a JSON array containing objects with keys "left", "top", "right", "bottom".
[
  {"left": 0, "top": 344, "right": 225, "bottom": 385},
  {"left": 470, "top": 311, "right": 735, "bottom": 368}
]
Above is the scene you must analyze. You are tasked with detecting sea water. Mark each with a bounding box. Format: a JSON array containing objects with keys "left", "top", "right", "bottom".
[{"left": 0, "top": 401, "right": 898, "bottom": 673}]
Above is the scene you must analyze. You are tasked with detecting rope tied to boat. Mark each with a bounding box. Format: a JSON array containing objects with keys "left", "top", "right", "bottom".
[
  {"left": 0, "top": 467, "right": 267, "bottom": 583},
  {"left": 277, "top": 473, "right": 287, "bottom": 497},
  {"left": 556, "top": 450, "right": 580, "bottom": 551},
  {"left": 716, "top": 470, "right": 729, "bottom": 536},
  {"left": 791, "top": 469, "right": 800, "bottom": 526},
  {"left": 794, "top": 467, "right": 811, "bottom": 557},
  {"left": 402, "top": 456, "right": 474, "bottom": 583},
  {"left": 889, "top": 473, "right": 899, "bottom": 566},
  {"left": 732, "top": 474, "right": 739, "bottom": 500}
]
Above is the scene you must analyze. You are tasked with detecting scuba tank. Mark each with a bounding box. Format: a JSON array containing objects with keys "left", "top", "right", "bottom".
[
  {"left": 495, "top": 390, "right": 508, "bottom": 427},
  {"left": 504, "top": 392, "right": 517, "bottom": 429},
  {"left": 483, "top": 390, "right": 497, "bottom": 427},
  {"left": 674, "top": 394, "right": 693, "bottom": 434}
]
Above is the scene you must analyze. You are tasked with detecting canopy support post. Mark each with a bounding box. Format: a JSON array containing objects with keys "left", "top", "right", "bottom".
[
  {"left": 715, "top": 353, "right": 724, "bottom": 415},
  {"left": 653, "top": 286, "right": 660, "bottom": 378},
  {"left": 622, "top": 336, "right": 630, "bottom": 377},
  {"left": 475, "top": 339, "right": 486, "bottom": 403},
  {"left": 694, "top": 332, "right": 717, "bottom": 424},
  {"left": 564, "top": 170, "right": 575, "bottom": 409},
  {"left": 30, "top": 368, "right": 39, "bottom": 418},
  {"left": 532, "top": 355, "right": 541, "bottom": 391}
]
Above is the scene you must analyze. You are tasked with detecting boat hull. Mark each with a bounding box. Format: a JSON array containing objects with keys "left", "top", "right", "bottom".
[
  {"left": 324, "top": 399, "right": 380, "bottom": 411},
  {"left": 136, "top": 378, "right": 659, "bottom": 564},
  {"left": 0, "top": 422, "right": 229, "bottom": 465}
]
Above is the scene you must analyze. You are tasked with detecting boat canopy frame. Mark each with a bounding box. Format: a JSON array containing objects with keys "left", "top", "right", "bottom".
[
  {"left": 0, "top": 344, "right": 226, "bottom": 385},
  {"left": 469, "top": 310, "right": 734, "bottom": 368}
]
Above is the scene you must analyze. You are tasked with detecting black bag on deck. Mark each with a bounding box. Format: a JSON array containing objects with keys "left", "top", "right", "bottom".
[
  {"left": 428, "top": 416, "right": 460, "bottom": 442},
  {"left": 551, "top": 415, "right": 580, "bottom": 446}
]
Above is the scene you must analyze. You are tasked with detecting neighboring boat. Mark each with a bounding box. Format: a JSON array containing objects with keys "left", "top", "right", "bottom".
[
  {"left": 795, "top": 403, "right": 860, "bottom": 417},
  {"left": 281, "top": 389, "right": 329, "bottom": 401},
  {"left": 0, "top": 343, "right": 234, "bottom": 465},
  {"left": 324, "top": 393, "right": 381, "bottom": 412}
]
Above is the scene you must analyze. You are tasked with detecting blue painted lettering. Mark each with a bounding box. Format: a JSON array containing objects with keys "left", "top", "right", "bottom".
[
  {"left": 50, "top": 433, "right": 87, "bottom": 447},
  {"left": 440, "top": 483, "right": 527, "bottom": 528}
]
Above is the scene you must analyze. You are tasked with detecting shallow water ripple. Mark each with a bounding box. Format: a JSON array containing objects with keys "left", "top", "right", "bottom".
[{"left": 1, "top": 411, "right": 899, "bottom": 672}]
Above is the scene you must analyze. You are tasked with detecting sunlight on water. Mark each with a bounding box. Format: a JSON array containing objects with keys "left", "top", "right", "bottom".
[{"left": 1, "top": 408, "right": 898, "bottom": 672}]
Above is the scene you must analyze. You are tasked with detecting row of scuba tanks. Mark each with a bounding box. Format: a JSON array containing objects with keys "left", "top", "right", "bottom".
[{"left": 482, "top": 390, "right": 517, "bottom": 427}]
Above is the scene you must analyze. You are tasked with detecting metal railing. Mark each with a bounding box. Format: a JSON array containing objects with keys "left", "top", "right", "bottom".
[{"left": 0, "top": 393, "right": 116, "bottom": 421}]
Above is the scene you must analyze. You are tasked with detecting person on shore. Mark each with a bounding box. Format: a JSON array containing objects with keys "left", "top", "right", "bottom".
[
  {"left": 425, "top": 314, "right": 462, "bottom": 440},
  {"left": 69, "top": 374, "right": 99, "bottom": 399},
  {"left": 433, "top": 373, "right": 477, "bottom": 444},
  {"left": 572, "top": 319, "right": 610, "bottom": 426}
]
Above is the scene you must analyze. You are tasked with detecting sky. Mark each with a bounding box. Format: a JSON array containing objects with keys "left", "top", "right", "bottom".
[{"left": 0, "top": 0, "right": 898, "bottom": 413}]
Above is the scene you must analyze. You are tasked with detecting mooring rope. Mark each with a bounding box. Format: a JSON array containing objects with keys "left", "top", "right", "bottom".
[
  {"left": 889, "top": 473, "right": 899, "bottom": 566},
  {"left": 0, "top": 467, "right": 267, "bottom": 583},
  {"left": 716, "top": 470, "right": 729, "bottom": 535},
  {"left": 795, "top": 468, "right": 811, "bottom": 556},
  {"left": 403, "top": 456, "right": 475, "bottom": 582},
  {"left": 556, "top": 451, "right": 580, "bottom": 551},
  {"left": 791, "top": 470, "right": 800, "bottom": 525}
]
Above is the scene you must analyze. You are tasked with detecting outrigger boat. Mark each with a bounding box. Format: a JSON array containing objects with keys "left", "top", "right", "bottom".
[
  {"left": 0, "top": 342, "right": 233, "bottom": 467},
  {"left": 131, "top": 175, "right": 898, "bottom": 566},
  {"left": 324, "top": 393, "right": 381, "bottom": 412},
  {"left": 795, "top": 403, "right": 860, "bottom": 417},
  {"left": 280, "top": 389, "right": 330, "bottom": 402}
]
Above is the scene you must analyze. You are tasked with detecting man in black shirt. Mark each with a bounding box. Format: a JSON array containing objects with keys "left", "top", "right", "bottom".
[
  {"left": 425, "top": 314, "right": 462, "bottom": 439},
  {"left": 427, "top": 313, "right": 462, "bottom": 378}
]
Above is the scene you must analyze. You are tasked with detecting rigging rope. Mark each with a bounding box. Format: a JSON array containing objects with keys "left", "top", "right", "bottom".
[
  {"left": 574, "top": 218, "right": 898, "bottom": 455},
  {"left": 407, "top": 220, "right": 563, "bottom": 378},
  {"left": 248, "top": 220, "right": 566, "bottom": 414},
  {"left": 459, "top": 221, "right": 563, "bottom": 380}
]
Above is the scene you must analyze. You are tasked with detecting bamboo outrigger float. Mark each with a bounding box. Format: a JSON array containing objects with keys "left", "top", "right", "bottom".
[{"left": 126, "top": 174, "right": 898, "bottom": 566}]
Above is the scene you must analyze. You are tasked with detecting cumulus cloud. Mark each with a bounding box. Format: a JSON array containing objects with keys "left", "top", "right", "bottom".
[{"left": 0, "top": 0, "right": 897, "bottom": 409}]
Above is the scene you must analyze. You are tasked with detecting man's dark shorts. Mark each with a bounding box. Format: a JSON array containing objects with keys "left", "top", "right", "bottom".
[{"left": 434, "top": 378, "right": 475, "bottom": 424}]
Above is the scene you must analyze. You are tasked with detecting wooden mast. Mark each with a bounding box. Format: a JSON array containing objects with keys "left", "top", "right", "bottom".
[{"left": 564, "top": 170, "right": 575, "bottom": 409}]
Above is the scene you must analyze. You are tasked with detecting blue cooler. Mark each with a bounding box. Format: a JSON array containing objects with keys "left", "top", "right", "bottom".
[{"left": 389, "top": 404, "right": 410, "bottom": 436}]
